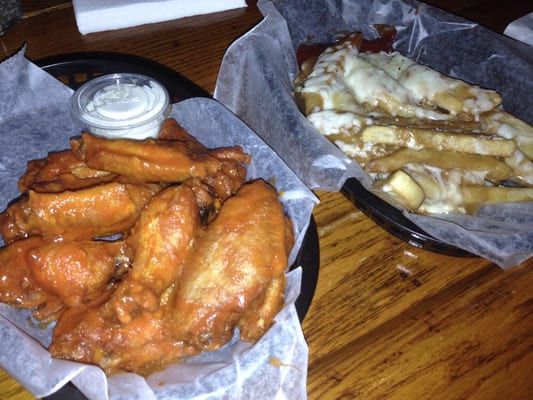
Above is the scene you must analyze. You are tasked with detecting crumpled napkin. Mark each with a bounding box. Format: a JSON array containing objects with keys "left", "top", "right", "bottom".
[
  {"left": 504, "top": 12, "right": 533, "bottom": 46},
  {"left": 72, "top": 0, "right": 247, "bottom": 35}
]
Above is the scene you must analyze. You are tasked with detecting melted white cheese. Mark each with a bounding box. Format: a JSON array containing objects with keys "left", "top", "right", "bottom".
[
  {"left": 301, "top": 45, "right": 500, "bottom": 121},
  {"left": 307, "top": 110, "right": 366, "bottom": 136}
]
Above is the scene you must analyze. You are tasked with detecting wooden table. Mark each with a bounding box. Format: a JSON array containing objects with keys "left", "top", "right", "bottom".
[{"left": 1, "top": 1, "right": 532, "bottom": 399}]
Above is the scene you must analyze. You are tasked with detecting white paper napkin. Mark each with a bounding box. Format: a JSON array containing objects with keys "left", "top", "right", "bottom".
[
  {"left": 504, "top": 12, "right": 533, "bottom": 46},
  {"left": 72, "top": 0, "right": 247, "bottom": 35}
]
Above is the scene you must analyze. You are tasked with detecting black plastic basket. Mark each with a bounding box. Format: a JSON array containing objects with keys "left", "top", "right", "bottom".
[
  {"left": 342, "top": 177, "right": 474, "bottom": 257},
  {"left": 33, "top": 51, "right": 319, "bottom": 400}
]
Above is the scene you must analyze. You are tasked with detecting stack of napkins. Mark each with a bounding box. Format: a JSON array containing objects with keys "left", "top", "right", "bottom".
[{"left": 73, "top": 0, "right": 247, "bottom": 35}]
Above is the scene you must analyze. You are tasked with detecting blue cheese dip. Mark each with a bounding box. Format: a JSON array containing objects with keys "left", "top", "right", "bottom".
[{"left": 70, "top": 73, "right": 170, "bottom": 139}]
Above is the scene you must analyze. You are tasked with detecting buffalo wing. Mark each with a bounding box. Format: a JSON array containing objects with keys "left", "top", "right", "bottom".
[
  {"left": 18, "top": 149, "right": 117, "bottom": 193},
  {"left": 70, "top": 129, "right": 250, "bottom": 186},
  {"left": 0, "top": 182, "right": 160, "bottom": 243},
  {"left": 0, "top": 236, "right": 128, "bottom": 321},
  {"left": 168, "top": 179, "right": 294, "bottom": 348}
]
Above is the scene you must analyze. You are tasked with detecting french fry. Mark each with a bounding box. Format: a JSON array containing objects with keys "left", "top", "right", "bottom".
[
  {"left": 504, "top": 150, "right": 533, "bottom": 186},
  {"left": 366, "top": 148, "right": 513, "bottom": 182},
  {"left": 361, "top": 125, "right": 516, "bottom": 157},
  {"left": 373, "top": 170, "right": 425, "bottom": 211},
  {"left": 461, "top": 186, "right": 533, "bottom": 204},
  {"left": 482, "top": 110, "right": 533, "bottom": 159},
  {"left": 405, "top": 166, "right": 533, "bottom": 213},
  {"left": 419, "top": 72, "right": 501, "bottom": 117},
  {"left": 370, "top": 115, "right": 486, "bottom": 132}
]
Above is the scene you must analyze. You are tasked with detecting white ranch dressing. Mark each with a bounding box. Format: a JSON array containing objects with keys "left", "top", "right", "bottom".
[{"left": 71, "top": 73, "right": 170, "bottom": 140}]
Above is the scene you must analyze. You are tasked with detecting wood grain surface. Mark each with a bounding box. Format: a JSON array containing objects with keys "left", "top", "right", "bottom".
[{"left": 1, "top": 0, "right": 532, "bottom": 399}]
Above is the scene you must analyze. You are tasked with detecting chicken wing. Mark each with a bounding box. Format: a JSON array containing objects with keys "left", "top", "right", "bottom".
[
  {"left": 168, "top": 179, "right": 294, "bottom": 350},
  {"left": 18, "top": 149, "right": 118, "bottom": 193},
  {"left": 0, "top": 182, "right": 160, "bottom": 243},
  {"left": 70, "top": 128, "right": 250, "bottom": 187},
  {"left": 27, "top": 239, "right": 129, "bottom": 308},
  {"left": 107, "top": 182, "right": 202, "bottom": 325},
  {"left": 0, "top": 236, "right": 128, "bottom": 321}
]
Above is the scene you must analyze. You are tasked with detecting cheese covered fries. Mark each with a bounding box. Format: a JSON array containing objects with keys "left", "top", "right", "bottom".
[
  {"left": 0, "top": 118, "right": 294, "bottom": 375},
  {"left": 294, "top": 28, "right": 533, "bottom": 214}
]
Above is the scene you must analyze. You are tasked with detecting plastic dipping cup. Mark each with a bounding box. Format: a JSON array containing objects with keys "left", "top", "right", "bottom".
[{"left": 70, "top": 73, "right": 170, "bottom": 139}]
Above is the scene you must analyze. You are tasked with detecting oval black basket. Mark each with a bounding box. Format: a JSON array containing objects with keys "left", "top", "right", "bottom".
[{"left": 35, "top": 51, "right": 320, "bottom": 400}]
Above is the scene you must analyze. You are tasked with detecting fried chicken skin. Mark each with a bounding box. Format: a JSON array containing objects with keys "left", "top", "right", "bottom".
[
  {"left": 0, "top": 236, "right": 128, "bottom": 321},
  {"left": 0, "top": 182, "right": 160, "bottom": 243}
]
